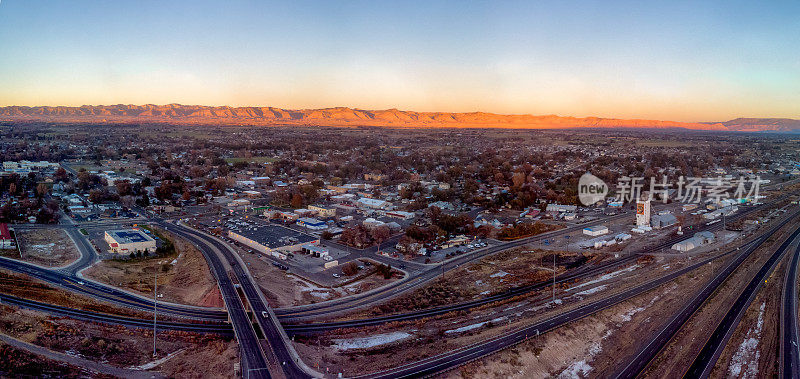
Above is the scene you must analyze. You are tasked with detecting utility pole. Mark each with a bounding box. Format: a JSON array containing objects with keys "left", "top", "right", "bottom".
[
  {"left": 153, "top": 262, "right": 157, "bottom": 357},
  {"left": 552, "top": 254, "right": 556, "bottom": 304}
]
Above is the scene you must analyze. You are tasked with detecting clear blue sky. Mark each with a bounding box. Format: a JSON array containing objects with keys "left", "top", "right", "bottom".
[{"left": 0, "top": 0, "right": 798, "bottom": 121}]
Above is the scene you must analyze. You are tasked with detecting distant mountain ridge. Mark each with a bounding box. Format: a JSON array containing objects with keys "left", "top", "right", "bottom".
[{"left": 0, "top": 104, "right": 796, "bottom": 131}]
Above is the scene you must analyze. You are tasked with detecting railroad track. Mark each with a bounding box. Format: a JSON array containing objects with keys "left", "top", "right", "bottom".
[{"left": 613, "top": 209, "right": 800, "bottom": 378}]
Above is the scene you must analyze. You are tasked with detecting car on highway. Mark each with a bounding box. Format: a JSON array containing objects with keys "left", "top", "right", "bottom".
[{"left": 261, "top": 311, "right": 269, "bottom": 318}]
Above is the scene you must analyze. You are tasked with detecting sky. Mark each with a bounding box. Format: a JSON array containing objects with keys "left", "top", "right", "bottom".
[{"left": 0, "top": 0, "right": 798, "bottom": 121}]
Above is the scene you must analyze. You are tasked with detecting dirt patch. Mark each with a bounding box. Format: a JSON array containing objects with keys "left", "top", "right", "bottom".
[
  {"left": 359, "top": 248, "right": 607, "bottom": 317},
  {"left": 0, "top": 341, "right": 113, "bottom": 378},
  {"left": 155, "top": 338, "right": 238, "bottom": 378},
  {"left": 15, "top": 228, "right": 80, "bottom": 267},
  {"left": 84, "top": 227, "right": 221, "bottom": 307},
  {"left": 0, "top": 304, "right": 231, "bottom": 370}
]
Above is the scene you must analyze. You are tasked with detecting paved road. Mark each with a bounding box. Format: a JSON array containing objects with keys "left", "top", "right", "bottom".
[
  {"left": 162, "top": 221, "right": 319, "bottom": 378},
  {"left": 0, "top": 293, "right": 232, "bottom": 335},
  {"left": 781, "top": 242, "right": 800, "bottom": 378},
  {"left": 0, "top": 256, "right": 228, "bottom": 320},
  {"left": 158, "top": 221, "right": 272, "bottom": 379}
]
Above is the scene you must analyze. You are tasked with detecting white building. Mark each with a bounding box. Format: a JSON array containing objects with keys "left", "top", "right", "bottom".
[
  {"left": 583, "top": 225, "right": 609, "bottom": 236},
  {"left": 385, "top": 210, "right": 415, "bottom": 220},
  {"left": 104, "top": 229, "right": 156, "bottom": 254},
  {"left": 357, "top": 197, "right": 391, "bottom": 210}
]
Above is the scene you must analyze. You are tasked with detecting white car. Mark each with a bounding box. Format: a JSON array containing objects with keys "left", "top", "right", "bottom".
[
  {"left": 333, "top": 273, "right": 341, "bottom": 278},
  {"left": 261, "top": 311, "right": 269, "bottom": 318}
]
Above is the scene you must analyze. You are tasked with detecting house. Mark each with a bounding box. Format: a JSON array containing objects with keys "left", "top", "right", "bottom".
[{"left": 429, "top": 201, "right": 455, "bottom": 211}]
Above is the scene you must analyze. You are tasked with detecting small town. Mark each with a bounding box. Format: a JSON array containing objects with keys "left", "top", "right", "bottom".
[{"left": 2, "top": 1, "right": 800, "bottom": 378}]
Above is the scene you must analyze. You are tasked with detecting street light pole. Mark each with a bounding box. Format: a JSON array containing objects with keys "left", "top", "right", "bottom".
[{"left": 153, "top": 262, "right": 157, "bottom": 357}]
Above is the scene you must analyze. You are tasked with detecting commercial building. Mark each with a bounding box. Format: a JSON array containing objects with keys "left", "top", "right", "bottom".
[
  {"left": 228, "top": 224, "right": 317, "bottom": 259},
  {"left": 296, "top": 217, "right": 328, "bottom": 230},
  {"left": 308, "top": 205, "right": 336, "bottom": 218},
  {"left": 104, "top": 229, "right": 156, "bottom": 254},
  {"left": 583, "top": 225, "right": 609, "bottom": 236}
]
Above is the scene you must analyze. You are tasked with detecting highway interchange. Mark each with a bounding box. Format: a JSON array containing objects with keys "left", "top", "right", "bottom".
[{"left": 2, "top": 195, "right": 800, "bottom": 377}]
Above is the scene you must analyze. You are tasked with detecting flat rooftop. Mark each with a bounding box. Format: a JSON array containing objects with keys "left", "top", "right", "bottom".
[
  {"left": 230, "top": 223, "right": 316, "bottom": 249},
  {"left": 106, "top": 229, "right": 155, "bottom": 244}
]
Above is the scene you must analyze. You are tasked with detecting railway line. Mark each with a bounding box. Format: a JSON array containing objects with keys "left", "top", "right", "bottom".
[{"left": 614, "top": 209, "right": 800, "bottom": 378}]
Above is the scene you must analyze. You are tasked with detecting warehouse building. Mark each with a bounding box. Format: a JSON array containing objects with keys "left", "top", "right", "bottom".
[
  {"left": 671, "top": 231, "right": 716, "bottom": 252},
  {"left": 104, "top": 229, "right": 156, "bottom": 254},
  {"left": 583, "top": 225, "right": 609, "bottom": 236},
  {"left": 228, "top": 224, "right": 317, "bottom": 259},
  {"left": 651, "top": 213, "right": 678, "bottom": 229}
]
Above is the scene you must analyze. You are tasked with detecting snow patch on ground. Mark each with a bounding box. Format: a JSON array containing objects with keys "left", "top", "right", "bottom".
[
  {"left": 490, "top": 271, "right": 510, "bottom": 278},
  {"left": 309, "top": 291, "right": 331, "bottom": 299},
  {"left": 334, "top": 332, "right": 412, "bottom": 350},
  {"left": 504, "top": 302, "right": 528, "bottom": 311},
  {"left": 557, "top": 330, "right": 611, "bottom": 378},
  {"left": 568, "top": 265, "right": 640, "bottom": 291},
  {"left": 574, "top": 285, "right": 606, "bottom": 296},
  {"left": 445, "top": 317, "right": 506, "bottom": 334},
  {"left": 620, "top": 294, "right": 661, "bottom": 322},
  {"left": 728, "top": 302, "right": 765, "bottom": 378},
  {"left": 129, "top": 348, "right": 185, "bottom": 370}
]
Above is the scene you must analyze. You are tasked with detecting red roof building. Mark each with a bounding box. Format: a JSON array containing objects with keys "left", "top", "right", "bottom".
[{"left": 0, "top": 223, "right": 14, "bottom": 249}]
